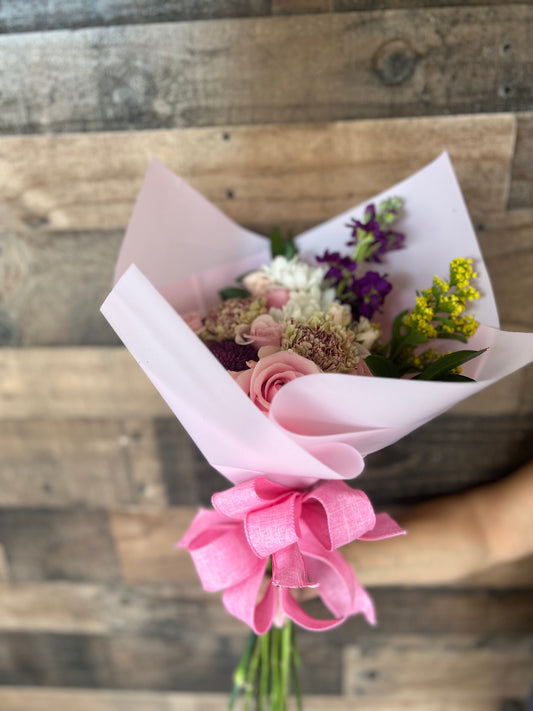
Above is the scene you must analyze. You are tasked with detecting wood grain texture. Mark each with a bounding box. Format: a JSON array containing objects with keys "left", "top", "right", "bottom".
[
  {"left": 0, "top": 8, "right": 531, "bottom": 134},
  {"left": 336, "top": 0, "right": 527, "bottom": 8},
  {"left": 0, "top": 508, "right": 120, "bottom": 582},
  {"left": 0, "top": 553, "right": 530, "bottom": 636},
  {"left": 509, "top": 113, "right": 533, "bottom": 208},
  {"left": 0, "top": 348, "right": 171, "bottom": 419},
  {"left": 0, "top": 419, "right": 170, "bottom": 508},
  {"left": 0, "top": 0, "right": 527, "bottom": 36},
  {"left": 0, "top": 1, "right": 271, "bottom": 34},
  {"left": 110, "top": 508, "right": 198, "bottom": 585},
  {"left": 343, "top": 635, "right": 533, "bottom": 702},
  {"left": 2, "top": 410, "right": 533, "bottom": 511},
  {"left": 0, "top": 587, "right": 530, "bottom": 692},
  {"left": 0, "top": 688, "right": 524, "bottom": 711},
  {"left": 0, "top": 116, "right": 515, "bottom": 233},
  {"left": 272, "top": 0, "right": 333, "bottom": 13}
]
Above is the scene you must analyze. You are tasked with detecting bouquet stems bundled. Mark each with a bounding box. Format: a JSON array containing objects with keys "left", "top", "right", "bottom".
[{"left": 230, "top": 620, "right": 302, "bottom": 711}]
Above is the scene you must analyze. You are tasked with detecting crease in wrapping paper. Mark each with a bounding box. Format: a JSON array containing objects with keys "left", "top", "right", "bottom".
[{"left": 101, "top": 153, "right": 533, "bottom": 488}]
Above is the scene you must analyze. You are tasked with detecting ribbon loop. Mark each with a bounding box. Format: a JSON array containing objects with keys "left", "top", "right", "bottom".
[
  {"left": 179, "top": 476, "right": 405, "bottom": 634},
  {"left": 246, "top": 493, "right": 301, "bottom": 558}
]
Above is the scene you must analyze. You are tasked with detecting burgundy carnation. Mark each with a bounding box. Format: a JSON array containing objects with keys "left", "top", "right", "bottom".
[{"left": 207, "top": 340, "right": 258, "bottom": 371}]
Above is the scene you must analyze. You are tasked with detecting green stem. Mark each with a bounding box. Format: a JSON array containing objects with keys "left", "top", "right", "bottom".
[
  {"left": 229, "top": 632, "right": 257, "bottom": 710},
  {"left": 259, "top": 631, "right": 270, "bottom": 710},
  {"left": 270, "top": 626, "right": 281, "bottom": 710},
  {"left": 229, "top": 622, "right": 303, "bottom": 710},
  {"left": 280, "top": 620, "right": 292, "bottom": 706},
  {"left": 243, "top": 635, "right": 262, "bottom": 711},
  {"left": 291, "top": 624, "right": 303, "bottom": 711}
]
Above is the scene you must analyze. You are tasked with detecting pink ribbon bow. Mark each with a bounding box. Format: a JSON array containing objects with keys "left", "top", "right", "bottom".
[{"left": 178, "top": 477, "right": 404, "bottom": 634}]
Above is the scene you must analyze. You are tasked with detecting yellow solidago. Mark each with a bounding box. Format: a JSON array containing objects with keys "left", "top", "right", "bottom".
[{"left": 403, "top": 257, "right": 480, "bottom": 345}]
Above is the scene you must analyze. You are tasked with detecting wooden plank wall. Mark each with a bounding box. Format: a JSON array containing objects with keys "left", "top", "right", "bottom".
[{"left": 1, "top": 2, "right": 532, "bottom": 709}]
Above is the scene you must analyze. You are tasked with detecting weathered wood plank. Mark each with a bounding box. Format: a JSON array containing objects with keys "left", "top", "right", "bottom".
[
  {"left": 0, "top": 0, "right": 527, "bottom": 36},
  {"left": 0, "top": 548, "right": 531, "bottom": 634},
  {"left": 272, "top": 0, "right": 333, "bottom": 14},
  {"left": 509, "top": 113, "right": 533, "bottom": 208},
  {"left": 0, "top": 419, "right": 170, "bottom": 508},
  {"left": 336, "top": 0, "right": 527, "bottom": 9},
  {"left": 0, "top": 688, "right": 522, "bottom": 711},
  {"left": 0, "top": 1, "right": 271, "bottom": 34},
  {"left": 0, "top": 349, "right": 171, "bottom": 419},
  {"left": 0, "top": 509, "right": 120, "bottom": 582},
  {"left": 0, "top": 117, "right": 515, "bottom": 233},
  {"left": 343, "top": 635, "right": 533, "bottom": 702},
  {"left": 339, "top": 588, "right": 533, "bottom": 637},
  {"left": 0, "top": 633, "right": 114, "bottom": 688},
  {"left": 2, "top": 411, "right": 533, "bottom": 510},
  {"left": 110, "top": 508, "right": 198, "bottom": 585},
  {"left": 0, "top": 8, "right": 531, "bottom": 134},
  {"left": 0, "top": 589, "right": 530, "bottom": 690}
]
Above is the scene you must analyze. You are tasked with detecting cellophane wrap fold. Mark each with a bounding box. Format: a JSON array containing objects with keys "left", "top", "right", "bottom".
[{"left": 101, "top": 153, "right": 533, "bottom": 491}]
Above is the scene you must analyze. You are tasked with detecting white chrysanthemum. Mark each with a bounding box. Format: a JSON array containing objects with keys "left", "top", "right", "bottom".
[
  {"left": 263, "top": 256, "right": 327, "bottom": 292},
  {"left": 270, "top": 285, "right": 336, "bottom": 322}
]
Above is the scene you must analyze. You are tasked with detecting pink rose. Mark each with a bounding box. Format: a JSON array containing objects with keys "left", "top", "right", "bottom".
[
  {"left": 231, "top": 350, "right": 322, "bottom": 413},
  {"left": 235, "top": 314, "right": 283, "bottom": 349}
]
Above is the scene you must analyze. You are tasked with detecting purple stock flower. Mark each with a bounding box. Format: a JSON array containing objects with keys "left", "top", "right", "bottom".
[
  {"left": 351, "top": 271, "right": 393, "bottom": 319},
  {"left": 347, "top": 203, "right": 404, "bottom": 263},
  {"left": 316, "top": 250, "right": 357, "bottom": 283}
]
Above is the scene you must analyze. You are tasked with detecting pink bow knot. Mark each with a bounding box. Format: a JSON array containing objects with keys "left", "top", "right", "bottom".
[{"left": 178, "top": 477, "right": 404, "bottom": 634}]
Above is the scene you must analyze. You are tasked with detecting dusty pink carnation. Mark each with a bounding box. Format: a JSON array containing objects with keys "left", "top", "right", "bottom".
[
  {"left": 235, "top": 314, "right": 283, "bottom": 349},
  {"left": 266, "top": 287, "right": 291, "bottom": 310},
  {"left": 230, "top": 349, "right": 322, "bottom": 413},
  {"left": 242, "top": 271, "right": 274, "bottom": 298}
]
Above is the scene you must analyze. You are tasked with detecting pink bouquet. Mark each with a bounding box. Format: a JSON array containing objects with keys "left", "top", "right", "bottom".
[{"left": 101, "top": 153, "right": 533, "bottom": 709}]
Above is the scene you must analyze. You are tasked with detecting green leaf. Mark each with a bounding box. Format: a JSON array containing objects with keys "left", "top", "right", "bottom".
[
  {"left": 283, "top": 235, "right": 298, "bottom": 260},
  {"left": 365, "top": 354, "right": 402, "bottom": 379},
  {"left": 219, "top": 287, "right": 251, "bottom": 301},
  {"left": 269, "top": 226, "right": 298, "bottom": 259},
  {"left": 392, "top": 310, "right": 408, "bottom": 341},
  {"left": 436, "top": 373, "right": 476, "bottom": 382},
  {"left": 269, "top": 226, "right": 285, "bottom": 257},
  {"left": 415, "top": 348, "right": 487, "bottom": 381},
  {"left": 403, "top": 332, "right": 429, "bottom": 347}
]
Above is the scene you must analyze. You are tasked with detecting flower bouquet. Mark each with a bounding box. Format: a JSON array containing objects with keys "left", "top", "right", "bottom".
[{"left": 101, "top": 153, "right": 533, "bottom": 709}]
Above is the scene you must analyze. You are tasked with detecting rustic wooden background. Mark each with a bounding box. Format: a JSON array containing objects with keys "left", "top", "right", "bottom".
[{"left": 1, "top": 1, "right": 532, "bottom": 709}]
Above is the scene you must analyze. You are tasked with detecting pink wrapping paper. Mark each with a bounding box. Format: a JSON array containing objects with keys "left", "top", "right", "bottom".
[{"left": 101, "top": 154, "right": 533, "bottom": 489}]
